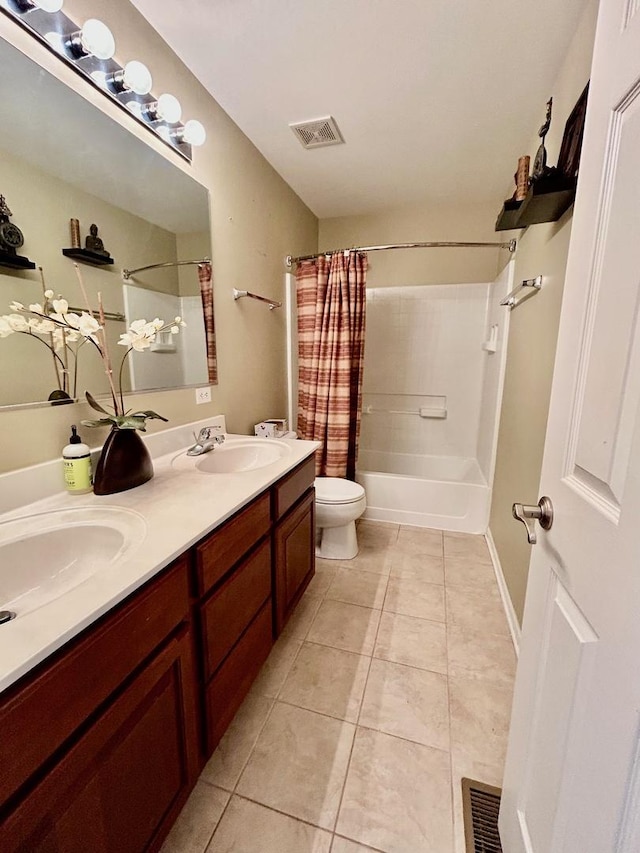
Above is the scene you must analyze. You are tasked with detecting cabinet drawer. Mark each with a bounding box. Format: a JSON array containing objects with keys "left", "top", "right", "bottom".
[
  {"left": 200, "top": 539, "right": 271, "bottom": 680},
  {"left": 272, "top": 455, "right": 315, "bottom": 520},
  {"left": 195, "top": 492, "right": 270, "bottom": 596},
  {"left": 0, "top": 557, "right": 190, "bottom": 811},
  {"left": 204, "top": 600, "right": 273, "bottom": 755}
]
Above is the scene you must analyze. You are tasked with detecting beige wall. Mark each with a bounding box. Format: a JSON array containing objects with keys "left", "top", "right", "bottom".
[
  {"left": 489, "top": 0, "right": 599, "bottom": 624},
  {"left": 319, "top": 200, "right": 509, "bottom": 287},
  {"left": 0, "top": 0, "right": 317, "bottom": 473}
]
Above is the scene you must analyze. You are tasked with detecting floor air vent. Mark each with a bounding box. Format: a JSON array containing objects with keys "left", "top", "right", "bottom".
[
  {"left": 289, "top": 116, "right": 344, "bottom": 148},
  {"left": 462, "top": 778, "right": 503, "bottom": 853}
]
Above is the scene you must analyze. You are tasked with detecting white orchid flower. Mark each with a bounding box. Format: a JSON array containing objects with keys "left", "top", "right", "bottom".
[
  {"left": 152, "top": 318, "right": 164, "bottom": 331},
  {"left": 29, "top": 317, "right": 56, "bottom": 334},
  {"left": 28, "top": 303, "right": 43, "bottom": 314},
  {"left": 51, "top": 298, "right": 69, "bottom": 315},
  {"left": 9, "top": 301, "right": 24, "bottom": 311},
  {"left": 63, "top": 312, "right": 82, "bottom": 329},
  {"left": 174, "top": 316, "right": 187, "bottom": 327},
  {"left": 7, "top": 314, "right": 29, "bottom": 332},
  {"left": 170, "top": 325, "right": 179, "bottom": 335},
  {"left": 0, "top": 316, "right": 15, "bottom": 338},
  {"left": 77, "top": 313, "right": 102, "bottom": 338},
  {"left": 44, "top": 289, "right": 54, "bottom": 299},
  {"left": 118, "top": 329, "right": 153, "bottom": 351}
]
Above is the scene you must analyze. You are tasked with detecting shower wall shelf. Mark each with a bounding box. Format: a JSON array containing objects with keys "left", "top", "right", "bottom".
[
  {"left": 233, "top": 289, "right": 282, "bottom": 310},
  {"left": 500, "top": 275, "right": 542, "bottom": 309}
]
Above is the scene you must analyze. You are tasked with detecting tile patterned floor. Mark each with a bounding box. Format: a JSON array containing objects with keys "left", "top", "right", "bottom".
[{"left": 161, "top": 521, "right": 516, "bottom": 853}]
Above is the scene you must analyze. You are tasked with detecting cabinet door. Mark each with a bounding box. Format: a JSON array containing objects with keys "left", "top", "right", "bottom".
[
  {"left": 2, "top": 627, "right": 199, "bottom": 853},
  {"left": 273, "top": 489, "right": 315, "bottom": 635}
]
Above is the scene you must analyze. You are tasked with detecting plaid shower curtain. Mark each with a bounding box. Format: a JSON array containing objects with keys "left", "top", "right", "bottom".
[
  {"left": 198, "top": 261, "right": 218, "bottom": 384},
  {"left": 296, "top": 252, "right": 367, "bottom": 479}
]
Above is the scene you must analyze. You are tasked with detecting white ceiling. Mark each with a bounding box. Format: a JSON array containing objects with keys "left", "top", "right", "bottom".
[{"left": 130, "top": 0, "right": 588, "bottom": 219}]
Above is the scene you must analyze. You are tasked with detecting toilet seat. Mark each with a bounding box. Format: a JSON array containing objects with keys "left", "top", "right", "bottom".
[{"left": 315, "top": 477, "right": 365, "bottom": 505}]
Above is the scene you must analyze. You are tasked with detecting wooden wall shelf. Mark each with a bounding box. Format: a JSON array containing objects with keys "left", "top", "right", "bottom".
[
  {"left": 496, "top": 179, "right": 576, "bottom": 231},
  {"left": 62, "top": 248, "right": 114, "bottom": 266},
  {"left": 0, "top": 250, "right": 36, "bottom": 270}
]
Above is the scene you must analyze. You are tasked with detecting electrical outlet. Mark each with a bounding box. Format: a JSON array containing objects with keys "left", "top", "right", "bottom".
[{"left": 195, "top": 387, "right": 211, "bottom": 405}]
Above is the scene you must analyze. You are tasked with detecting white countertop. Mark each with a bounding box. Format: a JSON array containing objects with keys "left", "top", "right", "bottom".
[{"left": 0, "top": 417, "right": 318, "bottom": 694}]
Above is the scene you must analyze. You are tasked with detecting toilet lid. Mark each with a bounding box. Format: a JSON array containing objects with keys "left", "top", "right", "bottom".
[{"left": 314, "top": 477, "right": 365, "bottom": 505}]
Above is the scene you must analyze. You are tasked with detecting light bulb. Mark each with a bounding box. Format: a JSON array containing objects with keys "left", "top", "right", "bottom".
[
  {"left": 33, "top": 0, "right": 64, "bottom": 11},
  {"left": 156, "top": 93, "right": 182, "bottom": 124},
  {"left": 183, "top": 119, "right": 206, "bottom": 146},
  {"left": 123, "top": 61, "right": 152, "bottom": 95},
  {"left": 80, "top": 19, "right": 115, "bottom": 60}
]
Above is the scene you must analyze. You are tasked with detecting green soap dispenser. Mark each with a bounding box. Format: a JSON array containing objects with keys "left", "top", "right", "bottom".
[{"left": 63, "top": 425, "right": 93, "bottom": 494}]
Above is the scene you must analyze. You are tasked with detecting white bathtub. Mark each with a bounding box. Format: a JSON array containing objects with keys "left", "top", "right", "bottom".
[{"left": 356, "top": 450, "right": 489, "bottom": 533}]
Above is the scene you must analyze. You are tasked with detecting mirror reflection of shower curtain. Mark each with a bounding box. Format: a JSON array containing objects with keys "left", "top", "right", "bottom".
[
  {"left": 198, "top": 261, "right": 218, "bottom": 384},
  {"left": 296, "top": 251, "right": 367, "bottom": 479}
]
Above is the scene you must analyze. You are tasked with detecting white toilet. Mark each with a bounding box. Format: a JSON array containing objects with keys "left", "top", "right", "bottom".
[{"left": 314, "top": 477, "right": 366, "bottom": 560}]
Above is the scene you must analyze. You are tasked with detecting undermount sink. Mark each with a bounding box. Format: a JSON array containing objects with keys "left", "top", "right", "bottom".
[
  {"left": 172, "top": 437, "right": 291, "bottom": 474},
  {"left": 0, "top": 506, "right": 147, "bottom": 618}
]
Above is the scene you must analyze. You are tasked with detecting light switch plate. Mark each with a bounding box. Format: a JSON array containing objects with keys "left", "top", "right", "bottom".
[{"left": 195, "top": 387, "right": 211, "bottom": 405}]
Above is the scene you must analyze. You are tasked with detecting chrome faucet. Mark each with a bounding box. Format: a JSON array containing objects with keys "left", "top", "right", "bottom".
[{"left": 186, "top": 426, "right": 225, "bottom": 456}]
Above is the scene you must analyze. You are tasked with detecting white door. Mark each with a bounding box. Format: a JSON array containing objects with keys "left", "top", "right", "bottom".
[{"left": 499, "top": 1, "right": 640, "bottom": 851}]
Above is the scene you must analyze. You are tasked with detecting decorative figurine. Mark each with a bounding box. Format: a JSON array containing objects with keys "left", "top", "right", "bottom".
[
  {"left": 85, "top": 223, "right": 110, "bottom": 258},
  {"left": 514, "top": 155, "right": 530, "bottom": 201},
  {"left": 69, "top": 217, "right": 81, "bottom": 249},
  {"left": 531, "top": 98, "right": 554, "bottom": 183},
  {"left": 0, "top": 194, "right": 25, "bottom": 256}
]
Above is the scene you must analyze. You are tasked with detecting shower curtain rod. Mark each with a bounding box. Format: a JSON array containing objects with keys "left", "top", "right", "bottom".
[
  {"left": 121, "top": 258, "right": 210, "bottom": 280},
  {"left": 285, "top": 239, "right": 516, "bottom": 266}
]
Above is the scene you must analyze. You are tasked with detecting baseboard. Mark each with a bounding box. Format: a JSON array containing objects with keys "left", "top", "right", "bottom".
[{"left": 485, "top": 528, "right": 521, "bottom": 657}]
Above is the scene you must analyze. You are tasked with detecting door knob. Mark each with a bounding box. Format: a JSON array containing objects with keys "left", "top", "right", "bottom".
[{"left": 512, "top": 496, "right": 554, "bottom": 545}]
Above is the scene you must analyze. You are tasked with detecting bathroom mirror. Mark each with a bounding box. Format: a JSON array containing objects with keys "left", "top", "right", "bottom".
[{"left": 0, "top": 35, "right": 213, "bottom": 409}]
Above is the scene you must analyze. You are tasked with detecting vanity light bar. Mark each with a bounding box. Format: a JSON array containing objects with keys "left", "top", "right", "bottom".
[{"left": 0, "top": 0, "right": 206, "bottom": 162}]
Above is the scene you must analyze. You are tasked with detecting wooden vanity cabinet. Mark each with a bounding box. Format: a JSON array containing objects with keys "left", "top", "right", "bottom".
[
  {"left": 272, "top": 456, "right": 316, "bottom": 636},
  {"left": 0, "top": 452, "right": 317, "bottom": 850},
  {"left": 0, "top": 556, "right": 199, "bottom": 853}
]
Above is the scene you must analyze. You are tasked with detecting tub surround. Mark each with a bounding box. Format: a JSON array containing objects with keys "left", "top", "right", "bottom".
[{"left": 0, "top": 417, "right": 318, "bottom": 693}]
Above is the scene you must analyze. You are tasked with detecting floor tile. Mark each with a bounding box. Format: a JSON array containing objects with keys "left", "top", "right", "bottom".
[
  {"left": 374, "top": 611, "right": 447, "bottom": 674},
  {"left": 443, "top": 532, "right": 492, "bottom": 564},
  {"left": 281, "top": 592, "right": 323, "bottom": 640},
  {"left": 388, "top": 549, "right": 445, "bottom": 585},
  {"left": 398, "top": 525, "right": 443, "bottom": 557},
  {"left": 279, "top": 642, "right": 370, "bottom": 722},
  {"left": 357, "top": 520, "right": 400, "bottom": 546},
  {"left": 307, "top": 562, "right": 338, "bottom": 597},
  {"left": 447, "top": 625, "right": 516, "bottom": 685},
  {"left": 359, "top": 658, "right": 450, "bottom": 751},
  {"left": 200, "top": 693, "right": 273, "bottom": 791},
  {"left": 307, "top": 599, "right": 381, "bottom": 655},
  {"left": 208, "top": 796, "right": 332, "bottom": 853},
  {"left": 326, "top": 568, "right": 388, "bottom": 609},
  {"left": 449, "top": 672, "right": 513, "bottom": 769},
  {"left": 251, "top": 633, "right": 302, "bottom": 698},
  {"left": 336, "top": 727, "right": 453, "bottom": 853},
  {"left": 331, "top": 838, "right": 381, "bottom": 853},
  {"left": 383, "top": 577, "right": 445, "bottom": 622},
  {"left": 236, "top": 702, "right": 355, "bottom": 830},
  {"left": 444, "top": 555, "right": 497, "bottom": 592},
  {"left": 160, "top": 782, "right": 229, "bottom": 853},
  {"left": 445, "top": 586, "right": 510, "bottom": 636}
]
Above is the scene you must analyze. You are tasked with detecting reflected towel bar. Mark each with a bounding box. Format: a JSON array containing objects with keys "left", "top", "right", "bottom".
[
  {"left": 500, "top": 275, "right": 542, "bottom": 308},
  {"left": 122, "top": 258, "right": 210, "bottom": 280},
  {"left": 68, "top": 307, "right": 125, "bottom": 322},
  {"left": 233, "top": 289, "right": 282, "bottom": 310}
]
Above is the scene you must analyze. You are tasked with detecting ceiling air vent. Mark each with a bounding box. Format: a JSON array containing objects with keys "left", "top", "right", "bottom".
[{"left": 289, "top": 116, "right": 344, "bottom": 149}]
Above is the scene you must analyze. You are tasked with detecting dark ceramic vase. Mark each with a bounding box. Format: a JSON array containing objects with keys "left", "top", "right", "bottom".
[{"left": 93, "top": 427, "right": 154, "bottom": 496}]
